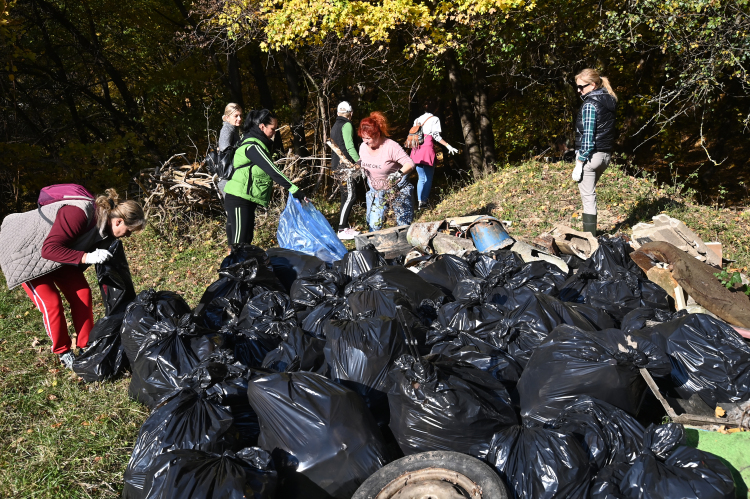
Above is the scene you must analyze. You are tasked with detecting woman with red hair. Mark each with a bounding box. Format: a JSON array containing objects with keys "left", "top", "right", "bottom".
[{"left": 358, "top": 112, "right": 416, "bottom": 231}]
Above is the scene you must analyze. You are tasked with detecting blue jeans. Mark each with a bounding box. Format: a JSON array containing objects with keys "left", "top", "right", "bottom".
[
  {"left": 365, "top": 179, "right": 415, "bottom": 231},
  {"left": 415, "top": 163, "right": 434, "bottom": 203}
]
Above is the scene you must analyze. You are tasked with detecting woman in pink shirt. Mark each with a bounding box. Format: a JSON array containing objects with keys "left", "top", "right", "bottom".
[{"left": 358, "top": 112, "right": 416, "bottom": 231}]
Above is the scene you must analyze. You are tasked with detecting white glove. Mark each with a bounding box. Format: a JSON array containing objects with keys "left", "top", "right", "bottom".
[
  {"left": 84, "top": 249, "right": 113, "bottom": 264},
  {"left": 446, "top": 145, "right": 458, "bottom": 155},
  {"left": 572, "top": 160, "right": 584, "bottom": 182},
  {"left": 387, "top": 171, "right": 403, "bottom": 186}
]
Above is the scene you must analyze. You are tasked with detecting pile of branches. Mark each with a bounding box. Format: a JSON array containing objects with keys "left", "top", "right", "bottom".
[
  {"left": 133, "top": 152, "right": 329, "bottom": 234},
  {"left": 134, "top": 154, "right": 223, "bottom": 229}
]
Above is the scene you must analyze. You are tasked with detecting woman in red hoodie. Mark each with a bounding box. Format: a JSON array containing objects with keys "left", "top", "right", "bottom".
[{"left": 0, "top": 188, "right": 146, "bottom": 368}]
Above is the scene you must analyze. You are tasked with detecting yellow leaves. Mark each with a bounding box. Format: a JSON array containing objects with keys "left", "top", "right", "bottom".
[{"left": 217, "top": 0, "right": 531, "bottom": 51}]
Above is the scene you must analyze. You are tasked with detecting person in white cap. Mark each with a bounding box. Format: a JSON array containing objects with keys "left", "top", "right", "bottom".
[{"left": 330, "top": 101, "right": 362, "bottom": 239}]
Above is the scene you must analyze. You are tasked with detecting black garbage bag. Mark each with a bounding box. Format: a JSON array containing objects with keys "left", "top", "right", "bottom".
[
  {"left": 487, "top": 423, "right": 592, "bottom": 499},
  {"left": 123, "top": 384, "right": 248, "bottom": 494},
  {"left": 95, "top": 239, "right": 136, "bottom": 315},
  {"left": 429, "top": 332, "right": 523, "bottom": 391},
  {"left": 504, "top": 260, "right": 569, "bottom": 296},
  {"left": 128, "top": 315, "right": 225, "bottom": 408},
  {"left": 289, "top": 269, "right": 348, "bottom": 307},
  {"left": 599, "top": 423, "right": 735, "bottom": 499},
  {"left": 345, "top": 266, "right": 446, "bottom": 312},
  {"left": 333, "top": 247, "right": 386, "bottom": 278},
  {"left": 560, "top": 252, "right": 585, "bottom": 270},
  {"left": 123, "top": 447, "right": 277, "bottom": 499},
  {"left": 236, "top": 291, "right": 298, "bottom": 338},
  {"left": 434, "top": 299, "right": 506, "bottom": 337},
  {"left": 590, "top": 462, "right": 631, "bottom": 499},
  {"left": 346, "top": 288, "right": 413, "bottom": 319},
  {"left": 324, "top": 317, "right": 407, "bottom": 425},
  {"left": 247, "top": 371, "right": 389, "bottom": 499},
  {"left": 469, "top": 250, "right": 525, "bottom": 284},
  {"left": 452, "top": 277, "right": 491, "bottom": 303},
  {"left": 550, "top": 396, "right": 645, "bottom": 471},
  {"left": 220, "top": 323, "right": 282, "bottom": 369},
  {"left": 179, "top": 354, "right": 268, "bottom": 446},
  {"left": 221, "top": 243, "right": 271, "bottom": 269},
  {"left": 620, "top": 307, "right": 686, "bottom": 334},
  {"left": 300, "top": 297, "right": 352, "bottom": 339},
  {"left": 565, "top": 301, "right": 618, "bottom": 330},
  {"left": 517, "top": 325, "right": 660, "bottom": 420},
  {"left": 558, "top": 238, "right": 670, "bottom": 323},
  {"left": 640, "top": 313, "right": 750, "bottom": 406},
  {"left": 417, "top": 254, "right": 474, "bottom": 297},
  {"left": 194, "top": 257, "right": 285, "bottom": 331},
  {"left": 267, "top": 247, "right": 327, "bottom": 291},
  {"left": 72, "top": 313, "right": 129, "bottom": 382},
  {"left": 500, "top": 292, "right": 601, "bottom": 367},
  {"left": 121, "top": 289, "right": 191, "bottom": 364},
  {"left": 261, "top": 326, "right": 328, "bottom": 374},
  {"left": 388, "top": 354, "right": 518, "bottom": 458}
]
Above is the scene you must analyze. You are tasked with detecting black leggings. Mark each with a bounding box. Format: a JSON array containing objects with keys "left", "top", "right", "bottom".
[
  {"left": 224, "top": 193, "right": 257, "bottom": 246},
  {"left": 337, "top": 176, "right": 357, "bottom": 230}
]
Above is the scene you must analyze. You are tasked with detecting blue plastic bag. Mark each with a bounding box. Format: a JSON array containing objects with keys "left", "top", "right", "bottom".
[{"left": 277, "top": 193, "right": 348, "bottom": 263}]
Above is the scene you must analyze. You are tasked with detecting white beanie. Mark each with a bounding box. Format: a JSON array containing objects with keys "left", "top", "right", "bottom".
[{"left": 337, "top": 101, "right": 353, "bottom": 113}]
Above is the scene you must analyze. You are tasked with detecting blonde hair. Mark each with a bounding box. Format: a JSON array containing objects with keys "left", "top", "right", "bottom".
[
  {"left": 222, "top": 103, "right": 243, "bottom": 121},
  {"left": 94, "top": 189, "right": 146, "bottom": 236},
  {"left": 575, "top": 68, "right": 618, "bottom": 101}
]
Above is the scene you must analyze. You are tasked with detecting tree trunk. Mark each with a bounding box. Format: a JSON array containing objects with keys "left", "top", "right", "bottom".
[
  {"left": 226, "top": 51, "right": 244, "bottom": 109},
  {"left": 283, "top": 49, "right": 309, "bottom": 157},
  {"left": 446, "top": 52, "right": 482, "bottom": 178},
  {"left": 248, "top": 46, "right": 274, "bottom": 110},
  {"left": 472, "top": 60, "right": 496, "bottom": 175}
]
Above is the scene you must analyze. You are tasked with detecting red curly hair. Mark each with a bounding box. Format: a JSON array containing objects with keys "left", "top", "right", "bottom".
[{"left": 358, "top": 111, "right": 390, "bottom": 139}]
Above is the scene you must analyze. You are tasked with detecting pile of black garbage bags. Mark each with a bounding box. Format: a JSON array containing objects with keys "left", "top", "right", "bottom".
[{"left": 74, "top": 237, "right": 750, "bottom": 498}]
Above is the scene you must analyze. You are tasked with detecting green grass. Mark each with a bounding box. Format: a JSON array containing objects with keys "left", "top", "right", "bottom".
[{"left": 0, "top": 159, "right": 748, "bottom": 497}]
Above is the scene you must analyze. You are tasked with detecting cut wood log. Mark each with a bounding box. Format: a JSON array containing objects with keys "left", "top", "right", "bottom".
[{"left": 631, "top": 241, "right": 750, "bottom": 328}]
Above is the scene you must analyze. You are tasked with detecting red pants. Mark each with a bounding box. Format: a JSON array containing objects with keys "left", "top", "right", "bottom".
[{"left": 22, "top": 265, "right": 94, "bottom": 354}]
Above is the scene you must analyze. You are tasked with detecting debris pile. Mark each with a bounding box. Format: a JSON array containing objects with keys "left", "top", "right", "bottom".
[{"left": 75, "top": 212, "right": 750, "bottom": 497}]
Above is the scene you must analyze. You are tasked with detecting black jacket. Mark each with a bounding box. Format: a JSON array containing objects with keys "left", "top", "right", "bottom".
[
  {"left": 575, "top": 88, "right": 617, "bottom": 154},
  {"left": 330, "top": 116, "right": 358, "bottom": 170}
]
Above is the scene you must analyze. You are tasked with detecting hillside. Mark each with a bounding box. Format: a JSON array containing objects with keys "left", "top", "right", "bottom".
[{"left": 0, "top": 160, "right": 748, "bottom": 497}]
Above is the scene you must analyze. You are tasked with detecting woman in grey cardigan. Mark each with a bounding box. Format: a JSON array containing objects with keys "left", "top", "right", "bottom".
[{"left": 218, "top": 103, "right": 243, "bottom": 195}]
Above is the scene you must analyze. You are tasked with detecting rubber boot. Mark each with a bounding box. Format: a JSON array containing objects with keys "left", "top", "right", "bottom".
[{"left": 582, "top": 213, "right": 597, "bottom": 237}]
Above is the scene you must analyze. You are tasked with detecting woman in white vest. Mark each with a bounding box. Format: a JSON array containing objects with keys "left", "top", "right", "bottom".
[{"left": 0, "top": 188, "right": 145, "bottom": 369}]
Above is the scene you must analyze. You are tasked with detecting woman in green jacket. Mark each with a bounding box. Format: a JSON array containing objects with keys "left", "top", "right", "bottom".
[{"left": 223, "top": 109, "right": 306, "bottom": 245}]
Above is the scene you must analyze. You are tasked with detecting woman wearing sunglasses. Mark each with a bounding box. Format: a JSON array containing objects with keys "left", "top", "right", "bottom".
[{"left": 572, "top": 68, "right": 618, "bottom": 236}]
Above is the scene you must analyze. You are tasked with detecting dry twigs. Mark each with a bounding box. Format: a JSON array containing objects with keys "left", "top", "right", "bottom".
[{"left": 134, "top": 151, "right": 336, "bottom": 235}]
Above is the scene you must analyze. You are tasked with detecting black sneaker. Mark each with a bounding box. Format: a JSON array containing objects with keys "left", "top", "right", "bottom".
[
  {"left": 418, "top": 201, "right": 428, "bottom": 210},
  {"left": 59, "top": 350, "right": 76, "bottom": 370}
]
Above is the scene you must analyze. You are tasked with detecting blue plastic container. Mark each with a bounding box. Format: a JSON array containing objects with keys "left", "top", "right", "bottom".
[{"left": 469, "top": 216, "right": 514, "bottom": 252}]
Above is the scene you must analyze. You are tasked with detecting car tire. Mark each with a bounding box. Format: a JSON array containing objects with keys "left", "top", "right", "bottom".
[{"left": 352, "top": 450, "right": 509, "bottom": 499}]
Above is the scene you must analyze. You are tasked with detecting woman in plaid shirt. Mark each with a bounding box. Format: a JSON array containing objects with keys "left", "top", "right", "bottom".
[{"left": 572, "top": 69, "right": 618, "bottom": 236}]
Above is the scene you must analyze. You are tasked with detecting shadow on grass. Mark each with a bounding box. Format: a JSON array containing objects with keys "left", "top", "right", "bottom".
[{"left": 610, "top": 196, "right": 687, "bottom": 234}]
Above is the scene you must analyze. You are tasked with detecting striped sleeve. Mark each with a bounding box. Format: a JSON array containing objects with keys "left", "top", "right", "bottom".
[{"left": 245, "top": 144, "right": 299, "bottom": 194}]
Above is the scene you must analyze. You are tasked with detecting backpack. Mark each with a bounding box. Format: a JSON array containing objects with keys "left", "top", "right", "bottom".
[
  {"left": 206, "top": 143, "right": 240, "bottom": 181},
  {"left": 38, "top": 184, "right": 95, "bottom": 207},
  {"left": 404, "top": 115, "right": 436, "bottom": 149}
]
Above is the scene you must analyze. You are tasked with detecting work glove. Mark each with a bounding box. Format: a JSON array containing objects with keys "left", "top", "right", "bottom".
[
  {"left": 572, "top": 160, "right": 584, "bottom": 182},
  {"left": 84, "top": 249, "right": 113, "bottom": 264},
  {"left": 387, "top": 171, "right": 404, "bottom": 187},
  {"left": 292, "top": 189, "right": 310, "bottom": 203},
  {"left": 446, "top": 144, "right": 459, "bottom": 155}
]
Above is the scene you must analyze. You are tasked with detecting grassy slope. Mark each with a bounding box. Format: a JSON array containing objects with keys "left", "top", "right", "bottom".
[{"left": 0, "top": 160, "right": 748, "bottom": 497}]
